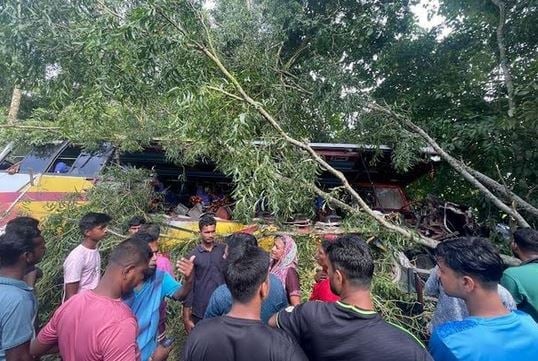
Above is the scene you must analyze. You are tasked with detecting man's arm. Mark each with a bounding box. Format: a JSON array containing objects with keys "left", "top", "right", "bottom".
[
  {"left": 29, "top": 339, "right": 58, "bottom": 358},
  {"left": 5, "top": 342, "right": 32, "bottom": 361},
  {"left": 63, "top": 251, "right": 83, "bottom": 301},
  {"left": 63, "top": 282, "right": 80, "bottom": 301},
  {"left": 171, "top": 256, "right": 195, "bottom": 301},
  {"left": 3, "top": 299, "right": 35, "bottom": 361}
]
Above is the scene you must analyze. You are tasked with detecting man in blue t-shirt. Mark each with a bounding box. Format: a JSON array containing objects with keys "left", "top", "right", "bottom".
[
  {"left": 204, "top": 233, "right": 288, "bottom": 323},
  {"left": 429, "top": 237, "right": 538, "bottom": 361},
  {"left": 0, "top": 220, "right": 45, "bottom": 361},
  {"left": 123, "top": 233, "right": 194, "bottom": 361}
]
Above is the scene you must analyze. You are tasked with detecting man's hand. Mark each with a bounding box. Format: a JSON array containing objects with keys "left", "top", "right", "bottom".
[
  {"left": 151, "top": 344, "right": 172, "bottom": 361},
  {"left": 176, "top": 255, "right": 195, "bottom": 280},
  {"left": 183, "top": 319, "right": 195, "bottom": 334}
]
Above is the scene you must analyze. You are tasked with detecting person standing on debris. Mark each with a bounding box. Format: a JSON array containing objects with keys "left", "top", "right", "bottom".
[
  {"left": 270, "top": 234, "right": 301, "bottom": 306},
  {"left": 501, "top": 228, "right": 538, "bottom": 322},
  {"left": 204, "top": 233, "right": 288, "bottom": 324},
  {"left": 124, "top": 232, "right": 195, "bottom": 361},
  {"left": 269, "top": 234, "right": 432, "bottom": 361},
  {"left": 0, "top": 226, "right": 45, "bottom": 361},
  {"left": 31, "top": 238, "right": 150, "bottom": 361},
  {"left": 63, "top": 212, "right": 111, "bottom": 301},
  {"left": 183, "top": 245, "right": 308, "bottom": 361},
  {"left": 425, "top": 265, "right": 516, "bottom": 332},
  {"left": 183, "top": 214, "right": 226, "bottom": 333},
  {"left": 309, "top": 239, "right": 339, "bottom": 302},
  {"left": 429, "top": 237, "right": 538, "bottom": 361}
]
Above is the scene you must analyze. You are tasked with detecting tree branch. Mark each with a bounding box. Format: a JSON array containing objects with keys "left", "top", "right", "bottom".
[
  {"left": 175, "top": 15, "right": 440, "bottom": 248},
  {"left": 369, "top": 102, "right": 530, "bottom": 228},
  {"left": 491, "top": 0, "right": 515, "bottom": 117},
  {"left": 205, "top": 86, "right": 244, "bottom": 101},
  {"left": 0, "top": 124, "right": 61, "bottom": 131},
  {"left": 465, "top": 166, "right": 538, "bottom": 218}
]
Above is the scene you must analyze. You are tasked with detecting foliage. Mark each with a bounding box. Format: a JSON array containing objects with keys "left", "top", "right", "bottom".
[
  {"left": 1, "top": 0, "right": 536, "bottom": 225},
  {"left": 35, "top": 166, "right": 154, "bottom": 324}
]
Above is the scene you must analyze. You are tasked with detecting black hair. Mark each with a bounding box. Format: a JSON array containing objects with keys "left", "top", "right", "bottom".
[
  {"left": 224, "top": 233, "right": 258, "bottom": 261},
  {"left": 320, "top": 239, "right": 332, "bottom": 252},
  {"left": 327, "top": 234, "right": 374, "bottom": 288},
  {"left": 109, "top": 238, "right": 151, "bottom": 267},
  {"left": 129, "top": 232, "right": 156, "bottom": 245},
  {"left": 140, "top": 223, "right": 161, "bottom": 241},
  {"left": 199, "top": 213, "right": 216, "bottom": 230},
  {"left": 435, "top": 237, "right": 503, "bottom": 289},
  {"left": 79, "top": 212, "right": 112, "bottom": 233},
  {"left": 128, "top": 216, "right": 147, "bottom": 228},
  {"left": 224, "top": 246, "right": 270, "bottom": 303},
  {"left": 513, "top": 228, "right": 538, "bottom": 253},
  {"left": 0, "top": 229, "right": 39, "bottom": 267},
  {"left": 6, "top": 216, "right": 40, "bottom": 233}
]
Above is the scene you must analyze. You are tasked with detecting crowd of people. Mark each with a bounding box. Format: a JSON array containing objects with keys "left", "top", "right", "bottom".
[{"left": 1, "top": 212, "right": 537, "bottom": 361}]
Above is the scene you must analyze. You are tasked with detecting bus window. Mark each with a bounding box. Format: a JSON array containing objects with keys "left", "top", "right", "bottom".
[
  {"left": 374, "top": 187, "right": 406, "bottom": 210},
  {"left": 47, "top": 145, "right": 83, "bottom": 174},
  {"left": 19, "top": 143, "right": 66, "bottom": 173},
  {"left": 69, "top": 144, "right": 114, "bottom": 177}
]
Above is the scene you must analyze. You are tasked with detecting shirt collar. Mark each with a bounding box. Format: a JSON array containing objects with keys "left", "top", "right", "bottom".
[
  {"left": 196, "top": 243, "right": 221, "bottom": 253},
  {"left": 0, "top": 275, "right": 33, "bottom": 291},
  {"left": 336, "top": 301, "right": 377, "bottom": 318}
]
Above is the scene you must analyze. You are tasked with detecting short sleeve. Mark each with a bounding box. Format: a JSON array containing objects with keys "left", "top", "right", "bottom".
[
  {"left": 156, "top": 255, "right": 174, "bottom": 276},
  {"left": 428, "top": 329, "right": 458, "bottom": 361},
  {"left": 38, "top": 299, "right": 68, "bottom": 347},
  {"left": 204, "top": 286, "right": 232, "bottom": 318},
  {"left": 2, "top": 297, "right": 35, "bottom": 350},
  {"left": 63, "top": 249, "right": 83, "bottom": 284},
  {"left": 275, "top": 303, "right": 311, "bottom": 341},
  {"left": 500, "top": 272, "right": 523, "bottom": 304},
  {"left": 285, "top": 268, "right": 300, "bottom": 297},
  {"left": 161, "top": 272, "right": 182, "bottom": 299},
  {"left": 101, "top": 317, "right": 140, "bottom": 361}
]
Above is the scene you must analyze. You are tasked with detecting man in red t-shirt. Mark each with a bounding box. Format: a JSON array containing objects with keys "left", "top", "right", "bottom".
[{"left": 31, "top": 238, "right": 152, "bottom": 361}]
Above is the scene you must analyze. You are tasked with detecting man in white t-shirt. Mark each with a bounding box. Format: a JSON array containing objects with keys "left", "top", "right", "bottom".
[{"left": 63, "top": 212, "right": 111, "bottom": 302}]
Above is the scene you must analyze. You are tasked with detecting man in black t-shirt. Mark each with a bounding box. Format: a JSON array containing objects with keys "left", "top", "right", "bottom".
[
  {"left": 183, "top": 240, "right": 307, "bottom": 361},
  {"left": 269, "top": 234, "right": 433, "bottom": 361}
]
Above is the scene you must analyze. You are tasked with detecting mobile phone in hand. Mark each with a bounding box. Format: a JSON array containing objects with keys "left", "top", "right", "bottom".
[{"left": 160, "top": 337, "right": 175, "bottom": 348}]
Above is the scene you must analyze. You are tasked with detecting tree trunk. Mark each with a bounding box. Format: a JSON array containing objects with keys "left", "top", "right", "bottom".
[{"left": 7, "top": 87, "right": 22, "bottom": 124}]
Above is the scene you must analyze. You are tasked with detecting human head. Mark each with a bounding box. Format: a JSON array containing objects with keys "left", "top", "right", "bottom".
[
  {"left": 224, "top": 246, "right": 270, "bottom": 304},
  {"left": 511, "top": 228, "right": 538, "bottom": 259},
  {"left": 139, "top": 223, "right": 161, "bottom": 241},
  {"left": 129, "top": 232, "right": 159, "bottom": 277},
  {"left": 224, "top": 232, "right": 258, "bottom": 260},
  {"left": 0, "top": 226, "right": 45, "bottom": 269},
  {"left": 79, "top": 212, "right": 111, "bottom": 241},
  {"left": 5, "top": 216, "right": 40, "bottom": 233},
  {"left": 434, "top": 237, "right": 503, "bottom": 298},
  {"left": 271, "top": 234, "right": 297, "bottom": 263},
  {"left": 127, "top": 216, "right": 147, "bottom": 235},
  {"left": 108, "top": 238, "right": 151, "bottom": 295},
  {"left": 199, "top": 213, "right": 217, "bottom": 245},
  {"left": 326, "top": 234, "right": 374, "bottom": 296},
  {"left": 315, "top": 239, "right": 332, "bottom": 270}
]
